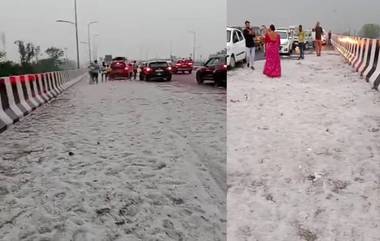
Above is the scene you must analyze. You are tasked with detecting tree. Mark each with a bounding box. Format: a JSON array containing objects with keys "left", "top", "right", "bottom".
[
  {"left": 45, "top": 47, "right": 64, "bottom": 60},
  {"left": 14, "top": 40, "right": 37, "bottom": 66},
  {"left": 0, "top": 51, "right": 5, "bottom": 62},
  {"left": 359, "top": 24, "right": 380, "bottom": 39}
]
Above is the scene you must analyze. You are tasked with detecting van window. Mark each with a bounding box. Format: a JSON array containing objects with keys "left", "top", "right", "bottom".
[
  {"left": 237, "top": 30, "right": 244, "bottom": 41},
  {"left": 233, "top": 31, "right": 239, "bottom": 43},
  {"left": 227, "top": 30, "right": 231, "bottom": 43}
]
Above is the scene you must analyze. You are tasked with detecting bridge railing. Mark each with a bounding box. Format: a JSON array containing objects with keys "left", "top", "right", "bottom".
[
  {"left": 332, "top": 34, "right": 380, "bottom": 90},
  {"left": 0, "top": 69, "right": 87, "bottom": 133}
]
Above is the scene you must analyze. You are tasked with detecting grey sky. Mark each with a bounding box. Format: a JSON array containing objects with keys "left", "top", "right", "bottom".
[
  {"left": 228, "top": 0, "right": 380, "bottom": 33},
  {"left": 0, "top": 0, "right": 225, "bottom": 63}
]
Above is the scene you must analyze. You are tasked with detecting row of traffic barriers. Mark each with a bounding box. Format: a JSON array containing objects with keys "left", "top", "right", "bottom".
[
  {"left": 0, "top": 69, "right": 87, "bottom": 133},
  {"left": 332, "top": 35, "right": 380, "bottom": 90}
]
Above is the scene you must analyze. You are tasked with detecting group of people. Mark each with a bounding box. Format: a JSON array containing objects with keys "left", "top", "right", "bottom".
[
  {"left": 88, "top": 60, "right": 140, "bottom": 84},
  {"left": 243, "top": 20, "right": 327, "bottom": 78},
  {"left": 88, "top": 60, "right": 111, "bottom": 84}
]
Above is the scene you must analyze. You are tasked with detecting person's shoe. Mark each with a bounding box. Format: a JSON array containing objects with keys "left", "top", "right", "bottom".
[
  {"left": 247, "top": 63, "right": 250, "bottom": 68},
  {"left": 251, "top": 66, "right": 255, "bottom": 70}
]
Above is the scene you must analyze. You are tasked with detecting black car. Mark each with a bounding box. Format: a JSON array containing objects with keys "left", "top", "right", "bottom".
[
  {"left": 196, "top": 55, "right": 227, "bottom": 87},
  {"left": 139, "top": 61, "right": 172, "bottom": 81}
]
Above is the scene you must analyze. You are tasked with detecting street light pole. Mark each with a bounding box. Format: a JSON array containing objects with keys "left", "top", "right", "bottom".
[
  {"left": 87, "top": 21, "right": 98, "bottom": 63},
  {"left": 188, "top": 31, "right": 196, "bottom": 61},
  {"left": 74, "top": 0, "right": 80, "bottom": 69}
]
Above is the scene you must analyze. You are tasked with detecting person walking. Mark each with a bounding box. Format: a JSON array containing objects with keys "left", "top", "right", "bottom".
[
  {"left": 132, "top": 60, "right": 138, "bottom": 80},
  {"left": 243, "top": 20, "right": 256, "bottom": 70},
  {"left": 89, "top": 60, "right": 100, "bottom": 84},
  {"left": 298, "top": 25, "right": 305, "bottom": 60},
  {"left": 315, "top": 22, "right": 324, "bottom": 56},
  {"left": 263, "top": 24, "right": 281, "bottom": 78},
  {"left": 101, "top": 61, "right": 108, "bottom": 82}
]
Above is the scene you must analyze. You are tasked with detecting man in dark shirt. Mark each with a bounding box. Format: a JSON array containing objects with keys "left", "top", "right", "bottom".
[
  {"left": 315, "top": 21, "right": 324, "bottom": 56},
  {"left": 243, "top": 20, "right": 256, "bottom": 69}
]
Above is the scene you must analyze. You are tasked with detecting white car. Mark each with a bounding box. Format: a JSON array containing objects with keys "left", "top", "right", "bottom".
[
  {"left": 276, "top": 29, "right": 294, "bottom": 55},
  {"left": 226, "top": 27, "right": 246, "bottom": 68}
]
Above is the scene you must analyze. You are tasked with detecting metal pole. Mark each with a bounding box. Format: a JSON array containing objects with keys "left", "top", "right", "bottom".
[
  {"left": 88, "top": 23, "right": 92, "bottom": 63},
  {"left": 193, "top": 32, "right": 196, "bottom": 61},
  {"left": 74, "top": 0, "right": 80, "bottom": 69}
]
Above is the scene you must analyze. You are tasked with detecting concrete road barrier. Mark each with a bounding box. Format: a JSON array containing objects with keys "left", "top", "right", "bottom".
[
  {"left": 0, "top": 69, "right": 86, "bottom": 133},
  {"left": 333, "top": 35, "right": 380, "bottom": 90}
]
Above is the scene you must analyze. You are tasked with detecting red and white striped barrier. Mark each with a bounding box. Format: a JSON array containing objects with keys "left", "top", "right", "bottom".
[
  {"left": 0, "top": 69, "right": 86, "bottom": 133},
  {"left": 332, "top": 34, "right": 380, "bottom": 90}
]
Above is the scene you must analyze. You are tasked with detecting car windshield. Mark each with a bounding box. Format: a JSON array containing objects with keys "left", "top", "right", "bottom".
[
  {"left": 227, "top": 30, "right": 231, "bottom": 43},
  {"left": 205, "top": 58, "right": 222, "bottom": 67},
  {"left": 149, "top": 62, "right": 168, "bottom": 68},
  {"left": 277, "top": 31, "right": 288, "bottom": 39},
  {"left": 113, "top": 57, "right": 125, "bottom": 61}
]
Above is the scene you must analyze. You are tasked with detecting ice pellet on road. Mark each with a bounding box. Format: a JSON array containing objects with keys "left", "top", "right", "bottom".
[{"left": 0, "top": 78, "right": 226, "bottom": 241}]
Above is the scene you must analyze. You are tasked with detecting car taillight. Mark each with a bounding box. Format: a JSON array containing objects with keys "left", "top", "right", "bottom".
[
  {"left": 124, "top": 67, "right": 129, "bottom": 70},
  {"left": 223, "top": 64, "right": 227, "bottom": 69},
  {"left": 189, "top": 62, "right": 193, "bottom": 65},
  {"left": 176, "top": 64, "right": 181, "bottom": 66},
  {"left": 145, "top": 67, "right": 152, "bottom": 72},
  {"left": 168, "top": 66, "right": 172, "bottom": 71}
]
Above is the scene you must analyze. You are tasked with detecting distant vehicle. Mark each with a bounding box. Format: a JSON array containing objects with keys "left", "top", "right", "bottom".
[
  {"left": 304, "top": 30, "right": 314, "bottom": 49},
  {"left": 104, "top": 55, "right": 113, "bottom": 65},
  {"left": 226, "top": 27, "right": 246, "bottom": 68},
  {"left": 321, "top": 29, "right": 327, "bottom": 45},
  {"left": 172, "top": 59, "right": 193, "bottom": 74},
  {"left": 276, "top": 29, "right": 294, "bottom": 55},
  {"left": 196, "top": 55, "right": 227, "bottom": 87},
  {"left": 109, "top": 57, "right": 133, "bottom": 80},
  {"left": 140, "top": 60, "right": 172, "bottom": 81}
]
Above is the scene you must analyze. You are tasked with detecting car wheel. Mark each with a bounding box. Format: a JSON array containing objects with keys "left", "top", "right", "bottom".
[
  {"left": 214, "top": 79, "right": 220, "bottom": 87},
  {"left": 188, "top": 70, "right": 192, "bottom": 74},
  {"left": 144, "top": 76, "right": 150, "bottom": 81},
  {"left": 167, "top": 75, "right": 172, "bottom": 81},
  {"left": 230, "top": 55, "right": 236, "bottom": 68},
  {"left": 196, "top": 73, "right": 203, "bottom": 84}
]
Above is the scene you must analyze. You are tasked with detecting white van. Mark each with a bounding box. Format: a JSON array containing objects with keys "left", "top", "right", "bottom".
[
  {"left": 226, "top": 27, "right": 246, "bottom": 68},
  {"left": 276, "top": 29, "right": 294, "bottom": 55}
]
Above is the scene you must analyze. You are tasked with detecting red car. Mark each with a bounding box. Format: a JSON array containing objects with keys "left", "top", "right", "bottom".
[
  {"left": 196, "top": 55, "right": 227, "bottom": 87},
  {"left": 109, "top": 57, "right": 133, "bottom": 80},
  {"left": 173, "top": 59, "right": 193, "bottom": 74}
]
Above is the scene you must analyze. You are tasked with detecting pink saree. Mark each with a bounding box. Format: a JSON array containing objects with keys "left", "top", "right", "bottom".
[{"left": 263, "top": 33, "right": 281, "bottom": 78}]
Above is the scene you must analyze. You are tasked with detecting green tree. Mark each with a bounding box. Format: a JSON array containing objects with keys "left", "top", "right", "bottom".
[
  {"left": 359, "top": 24, "right": 380, "bottom": 39},
  {"left": 45, "top": 47, "right": 64, "bottom": 60},
  {"left": 0, "top": 51, "right": 5, "bottom": 62},
  {"left": 14, "top": 40, "right": 38, "bottom": 66}
]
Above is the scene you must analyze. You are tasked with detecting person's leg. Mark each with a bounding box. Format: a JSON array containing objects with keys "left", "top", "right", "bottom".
[
  {"left": 301, "top": 43, "right": 304, "bottom": 59},
  {"left": 251, "top": 47, "right": 256, "bottom": 69},
  {"left": 246, "top": 47, "right": 251, "bottom": 67},
  {"left": 316, "top": 41, "right": 319, "bottom": 55},
  {"left": 319, "top": 40, "right": 322, "bottom": 55}
]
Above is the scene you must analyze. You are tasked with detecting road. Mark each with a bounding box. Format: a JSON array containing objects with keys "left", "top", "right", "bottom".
[
  {"left": 0, "top": 73, "right": 226, "bottom": 241},
  {"left": 228, "top": 52, "right": 380, "bottom": 241}
]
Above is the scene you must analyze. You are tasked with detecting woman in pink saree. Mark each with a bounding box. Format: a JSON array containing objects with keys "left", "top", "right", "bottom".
[{"left": 263, "top": 25, "right": 281, "bottom": 78}]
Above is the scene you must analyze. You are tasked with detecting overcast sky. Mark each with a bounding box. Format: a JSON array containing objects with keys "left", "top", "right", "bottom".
[
  {"left": 228, "top": 0, "right": 380, "bottom": 33},
  {"left": 0, "top": 0, "right": 225, "bottom": 64}
]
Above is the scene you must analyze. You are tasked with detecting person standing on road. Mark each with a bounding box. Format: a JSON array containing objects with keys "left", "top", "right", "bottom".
[
  {"left": 298, "top": 25, "right": 305, "bottom": 60},
  {"left": 101, "top": 62, "right": 108, "bottom": 82},
  {"left": 243, "top": 20, "right": 256, "bottom": 70},
  {"left": 328, "top": 30, "right": 332, "bottom": 46},
  {"left": 263, "top": 24, "right": 281, "bottom": 78},
  {"left": 133, "top": 60, "right": 138, "bottom": 80},
  {"left": 89, "top": 60, "right": 100, "bottom": 84},
  {"left": 315, "top": 22, "right": 324, "bottom": 56}
]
